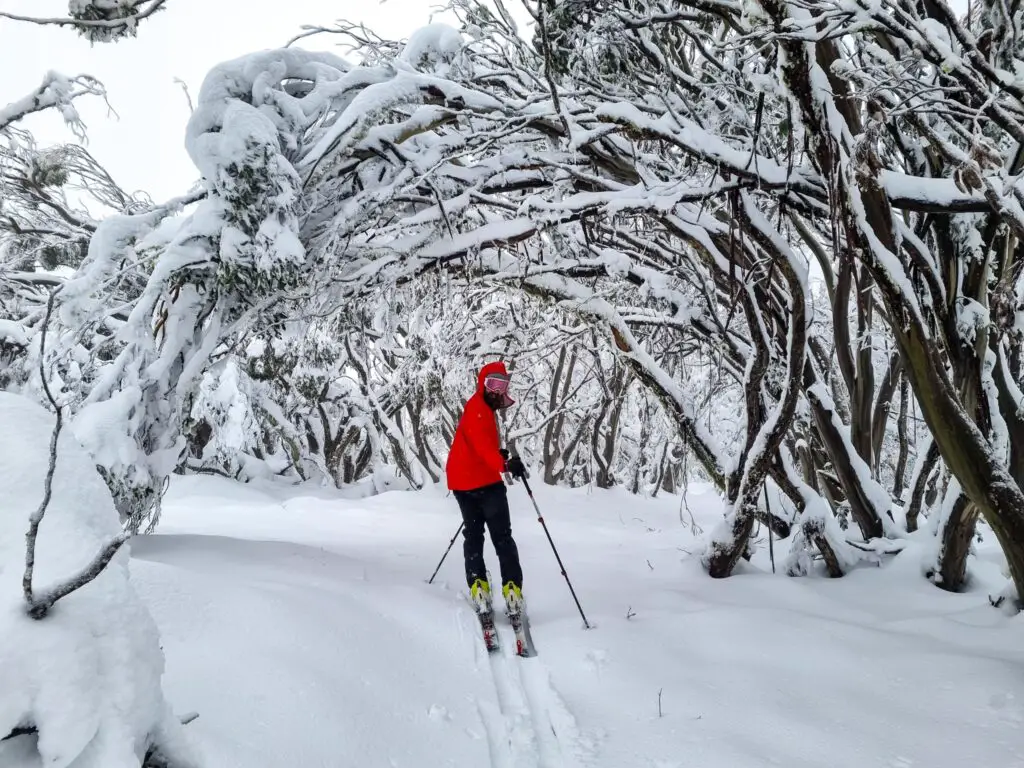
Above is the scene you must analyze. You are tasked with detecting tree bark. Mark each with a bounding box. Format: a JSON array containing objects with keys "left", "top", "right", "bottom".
[{"left": 932, "top": 491, "right": 980, "bottom": 591}]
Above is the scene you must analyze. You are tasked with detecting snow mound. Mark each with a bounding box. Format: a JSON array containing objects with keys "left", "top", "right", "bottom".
[{"left": 0, "top": 393, "right": 196, "bottom": 768}]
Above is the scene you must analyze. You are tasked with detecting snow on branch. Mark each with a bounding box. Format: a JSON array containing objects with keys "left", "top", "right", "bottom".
[
  {"left": 0, "top": 72, "right": 105, "bottom": 137},
  {"left": 0, "top": 0, "right": 169, "bottom": 43},
  {"left": 0, "top": 387, "right": 198, "bottom": 766},
  {"left": 880, "top": 171, "right": 988, "bottom": 213}
]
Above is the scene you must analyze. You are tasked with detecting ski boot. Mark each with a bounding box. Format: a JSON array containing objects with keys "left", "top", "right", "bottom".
[
  {"left": 471, "top": 578, "right": 492, "bottom": 614},
  {"left": 502, "top": 581, "right": 523, "bottom": 619}
]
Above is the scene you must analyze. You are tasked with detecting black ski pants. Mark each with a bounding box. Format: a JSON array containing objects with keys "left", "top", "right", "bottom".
[{"left": 453, "top": 481, "right": 523, "bottom": 590}]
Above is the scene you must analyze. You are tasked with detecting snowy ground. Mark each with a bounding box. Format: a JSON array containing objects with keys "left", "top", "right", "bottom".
[{"left": 128, "top": 475, "right": 1024, "bottom": 768}]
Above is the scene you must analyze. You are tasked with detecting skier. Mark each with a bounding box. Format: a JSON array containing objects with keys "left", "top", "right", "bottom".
[{"left": 445, "top": 361, "right": 529, "bottom": 621}]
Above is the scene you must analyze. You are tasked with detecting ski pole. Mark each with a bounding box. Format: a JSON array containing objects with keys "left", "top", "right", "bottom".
[
  {"left": 427, "top": 521, "right": 464, "bottom": 585},
  {"left": 520, "top": 476, "right": 591, "bottom": 629}
]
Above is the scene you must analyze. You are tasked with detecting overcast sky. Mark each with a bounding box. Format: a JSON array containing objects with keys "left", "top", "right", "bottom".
[{"left": 0, "top": 0, "right": 461, "bottom": 203}]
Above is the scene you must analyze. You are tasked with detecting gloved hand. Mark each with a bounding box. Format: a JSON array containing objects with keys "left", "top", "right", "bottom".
[{"left": 505, "top": 454, "right": 528, "bottom": 480}]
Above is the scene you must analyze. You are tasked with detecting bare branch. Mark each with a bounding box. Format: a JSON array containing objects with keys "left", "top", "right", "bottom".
[
  {"left": 27, "top": 533, "right": 131, "bottom": 620},
  {"left": 22, "top": 289, "right": 62, "bottom": 613}
]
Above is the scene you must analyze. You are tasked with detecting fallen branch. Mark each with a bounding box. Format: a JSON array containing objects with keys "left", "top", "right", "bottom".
[
  {"left": 845, "top": 538, "right": 907, "bottom": 556},
  {"left": 0, "top": 725, "right": 36, "bottom": 743}
]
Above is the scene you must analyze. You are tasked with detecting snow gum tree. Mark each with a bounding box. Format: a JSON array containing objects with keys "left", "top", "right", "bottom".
[
  {"left": 10, "top": 0, "right": 1024, "bottom": 604},
  {"left": 0, "top": 7, "right": 198, "bottom": 765}
]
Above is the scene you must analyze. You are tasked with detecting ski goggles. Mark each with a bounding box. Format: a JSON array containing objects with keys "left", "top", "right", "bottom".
[{"left": 483, "top": 373, "right": 511, "bottom": 394}]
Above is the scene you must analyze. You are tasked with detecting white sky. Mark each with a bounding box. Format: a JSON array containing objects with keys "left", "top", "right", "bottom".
[{"left": 0, "top": 0, "right": 461, "bottom": 203}]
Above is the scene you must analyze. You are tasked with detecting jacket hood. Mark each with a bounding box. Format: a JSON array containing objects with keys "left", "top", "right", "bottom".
[
  {"left": 476, "top": 360, "right": 514, "bottom": 409},
  {"left": 476, "top": 360, "right": 510, "bottom": 394}
]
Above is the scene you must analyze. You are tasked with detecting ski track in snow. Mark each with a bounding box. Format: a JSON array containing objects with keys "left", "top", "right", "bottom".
[
  {"left": 460, "top": 601, "right": 542, "bottom": 768},
  {"left": 460, "top": 596, "right": 586, "bottom": 768},
  {"left": 517, "top": 654, "right": 584, "bottom": 768}
]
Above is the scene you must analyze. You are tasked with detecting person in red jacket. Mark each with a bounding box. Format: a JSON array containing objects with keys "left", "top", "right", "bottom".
[{"left": 446, "top": 361, "right": 528, "bottom": 617}]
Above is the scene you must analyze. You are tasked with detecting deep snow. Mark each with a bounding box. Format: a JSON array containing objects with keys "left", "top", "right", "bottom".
[
  {"left": 0, "top": 393, "right": 195, "bottom": 768},
  {"left": 126, "top": 474, "right": 1024, "bottom": 768}
]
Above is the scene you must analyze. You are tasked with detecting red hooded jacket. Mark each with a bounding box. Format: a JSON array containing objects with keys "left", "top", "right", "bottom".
[{"left": 446, "top": 361, "right": 511, "bottom": 492}]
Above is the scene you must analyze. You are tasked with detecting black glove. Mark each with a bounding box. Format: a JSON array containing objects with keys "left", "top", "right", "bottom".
[{"left": 505, "top": 454, "right": 528, "bottom": 480}]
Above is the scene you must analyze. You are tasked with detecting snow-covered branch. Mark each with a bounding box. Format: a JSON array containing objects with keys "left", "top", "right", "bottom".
[
  {"left": 0, "top": 72, "right": 104, "bottom": 136},
  {"left": 0, "top": 0, "right": 169, "bottom": 42}
]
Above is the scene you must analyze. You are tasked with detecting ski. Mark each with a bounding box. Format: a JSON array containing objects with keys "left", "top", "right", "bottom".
[
  {"left": 507, "top": 606, "right": 537, "bottom": 658},
  {"left": 478, "top": 608, "right": 501, "bottom": 654},
  {"left": 463, "top": 589, "right": 502, "bottom": 654}
]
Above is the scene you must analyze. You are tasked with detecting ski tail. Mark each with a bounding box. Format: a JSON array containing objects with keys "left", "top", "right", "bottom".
[
  {"left": 509, "top": 610, "right": 537, "bottom": 657},
  {"left": 479, "top": 610, "right": 501, "bottom": 653}
]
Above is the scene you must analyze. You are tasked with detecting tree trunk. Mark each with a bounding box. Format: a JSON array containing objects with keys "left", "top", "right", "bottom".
[
  {"left": 807, "top": 387, "right": 886, "bottom": 539},
  {"left": 931, "top": 490, "right": 980, "bottom": 592},
  {"left": 905, "top": 440, "right": 939, "bottom": 532},
  {"left": 892, "top": 373, "right": 910, "bottom": 498},
  {"left": 870, "top": 351, "right": 902, "bottom": 477}
]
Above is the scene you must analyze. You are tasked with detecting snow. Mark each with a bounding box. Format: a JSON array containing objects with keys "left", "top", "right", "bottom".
[
  {"left": 0, "top": 319, "right": 29, "bottom": 347},
  {"left": 185, "top": 48, "right": 351, "bottom": 183},
  {"left": 594, "top": 101, "right": 820, "bottom": 193},
  {"left": 0, "top": 393, "right": 195, "bottom": 768},
  {"left": 880, "top": 171, "right": 986, "bottom": 210},
  {"left": 0, "top": 72, "right": 86, "bottom": 134},
  {"left": 399, "top": 24, "right": 466, "bottom": 75},
  {"left": 123, "top": 473, "right": 1024, "bottom": 768}
]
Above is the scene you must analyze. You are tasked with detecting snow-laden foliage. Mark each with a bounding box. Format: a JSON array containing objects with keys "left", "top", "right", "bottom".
[
  {"left": 6, "top": 0, "right": 1024, "bottom": 602},
  {"left": 0, "top": 393, "right": 196, "bottom": 767}
]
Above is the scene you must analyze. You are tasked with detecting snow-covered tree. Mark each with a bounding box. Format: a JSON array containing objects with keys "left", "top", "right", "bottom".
[
  {"left": 0, "top": 392, "right": 197, "bottom": 767},
  {"left": 0, "top": 12, "right": 200, "bottom": 765},
  {"left": 10, "top": 0, "right": 1024, "bottom": 607}
]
